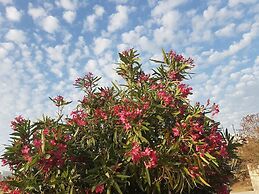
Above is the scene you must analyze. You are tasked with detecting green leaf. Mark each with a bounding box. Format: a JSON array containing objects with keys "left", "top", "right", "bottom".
[
  {"left": 145, "top": 168, "right": 151, "bottom": 186},
  {"left": 204, "top": 153, "right": 216, "bottom": 160},
  {"left": 155, "top": 181, "right": 161, "bottom": 194},
  {"left": 115, "top": 174, "right": 131, "bottom": 179},
  {"left": 200, "top": 155, "right": 209, "bottom": 164},
  {"left": 198, "top": 176, "right": 210, "bottom": 187},
  {"left": 113, "top": 181, "right": 123, "bottom": 194}
]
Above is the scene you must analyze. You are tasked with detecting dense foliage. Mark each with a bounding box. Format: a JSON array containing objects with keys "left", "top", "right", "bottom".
[{"left": 1, "top": 49, "right": 238, "bottom": 194}]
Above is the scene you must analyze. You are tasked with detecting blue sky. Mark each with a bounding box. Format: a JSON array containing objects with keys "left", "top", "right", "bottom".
[{"left": 0, "top": 0, "right": 259, "bottom": 165}]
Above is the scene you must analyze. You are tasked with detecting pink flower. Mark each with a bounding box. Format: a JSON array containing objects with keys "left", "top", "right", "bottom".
[
  {"left": 95, "top": 109, "right": 108, "bottom": 120},
  {"left": 70, "top": 110, "right": 88, "bottom": 126},
  {"left": 43, "top": 128, "right": 49, "bottom": 135},
  {"left": 220, "top": 145, "right": 228, "bottom": 158},
  {"left": 24, "top": 155, "right": 32, "bottom": 162},
  {"left": 0, "top": 182, "right": 10, "bottom": 192},
  {"left": 33, "top": 139, "right": 42, "bottom": 148},
  {"left": 58, "top": 143, "right": 67, "bottom": 153},
  {"left": 95, "top": 184, "right": 104, "bottom": 193},
  {"left": 169, "top": 50, "right": 194, "bottom": 66},
  {"left": 10, "top": 115, "right": 25, "bottom": 130},
  {"left": 124, "top": 122, "right": 132, "bottom": 130},
  {"left": 127, "top": 144, "right": 158, "bottom": 168},
  {"left": 178, "top": 84, "right": 192, "bottom": 97},
  {"left": 50, "top": 139, "right": 56, "bottom": 146},
  {"left": 74, "top": 72, "right": 94, "bottom": 90},
  {"left": 157, "top": 90, "right": 173, "bottom": 106},
  {"left": 212, "top": 103, "right": 220, "bottom": 116},
  {"left": 138, "top": 73, "right": 150, "bottom": 82},
  {"left": 172, "top": 127, "right": 180, "bottom": 137},
  {"left": 1, "top": 159, "right": 7, "bottom": 166},
  {"left": 168, "top": 71, "right": 181, "bottom": 81},
  {"left": 189, "top": 166, "right": 200, "bottom": 178},
  {"left": 53, "top": 95, "right": 65, "bottom": 107},
  {"left": 129, "top": 143, "right": 142, "bottom": 163},
  {"left": 21, "top": 145, "right": 30, "bottom": 155},
  {"left": 144, "top": 149, "right": 158, "bottom": 169},
  {"left": 10, "top": 188, "right": 22, "bottom": 194},
  {"left": 121, "top": 48, "right": 132, "bottom": 57},
  {"left": 21, "top": 145, "right": 32, "bottom": 162}
]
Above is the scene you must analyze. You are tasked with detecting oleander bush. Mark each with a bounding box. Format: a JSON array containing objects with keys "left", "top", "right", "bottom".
[{"left": 1, "top": 49, "right": 239, "bottom": 194}]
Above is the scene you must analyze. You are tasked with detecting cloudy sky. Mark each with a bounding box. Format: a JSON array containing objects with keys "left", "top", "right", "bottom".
[{"left": 0, "top": 0, "right": 259, "bottom": 162}]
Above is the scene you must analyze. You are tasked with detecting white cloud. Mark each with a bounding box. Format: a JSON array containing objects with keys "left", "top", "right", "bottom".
[
  {"left": 0, "top": 0, "right": 12, "bottom": 5},
  {"left": 255, "top": 56, "right": 259, "bottom": 65},
  {"left": 0, "top": 43, "right": 14, "bottom": 60},
  {"left": 57, "top": 0, "right": 77, "bottom": 10},
  {"left": 0, "top": 47, "right": 8, "bottom": 60},
  {"left": 237, "top": 22, "right": 251, "bottom": 33},
  {"left": 208, "top": 22, "right": 259, "bottom": 62},
  {"left": 84, "top": 59, "right": 98, "bottom": 72},
  {"left": 84, "top": 5, "right": 105, "bottom": 31},
  {"left": 203, "top": 5, "right": 217, "bottom": 21},
  {"left": 6, "top": 6, "right": 22, "bottom": 21},
  {"left": 228, "top": 0, "right": 257, "bottom": 7},
  {"left": 45, "top": 45, "right": 66, "bottom": 62},
  {"left": 63, "top": 10, "right": 76, "bottom": 23},
  {"left": 28, "top": 4, "right": 46, "bottom": 20},
  {"left": 5, "top": 29, "right": 26, "bottom": 43},
  {"left": 216, "top": 7, "right": 243, "bottom": 21},
  {"left": 215, "top": 23, "right": 236, "bottom": 37},
  {"left": 152, "top": 10, "right": 182, "bottom": 46},
  {"left": 122, "top": 26, "right": 143, "bottom": 43},
  {"left": 121, "top": 25, "right": 157, "bottom": 53},
  {"left": 93, "top": 37, "right": 111, "bottom": 55},
  {"left": 151, "top": 0, "right": 187, "bottom": 17},
  {"left": 107, "top": 5, "right": 130, "bottom": 33},
  {"left": 108, "top": 0, "right": 128, "bottom": 3},
  {"left": 41, "top": 16, "right": 59, "bottom": 33}
]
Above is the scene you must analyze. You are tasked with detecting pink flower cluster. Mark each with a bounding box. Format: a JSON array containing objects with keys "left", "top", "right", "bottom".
[
  {"left": 168, "top": 70, "right": 180, "bottom": 81},
  {"left": 10, "top": 115, "right": 25, "bottom": 130},
  {"left": 31, "top": 128, "right": 71, "bottom": 173},
  {"left": 21, "top": 145, "right": 32, "bottom": 162},
  {"left": 212, "top": 103, "right": 220, "bottom": 116},
  {"left": 186, "top": 119, "right": 228, "bottom": 159},
  {"left": 128, "top": 143, "right": 158, "bottom": 169},
  {"left": 94, "top": 108, "right": 108, "bottom": 120},
  {"left": 74, "top": 72, "right": 94, "bottom": 90},
  {"left": 168, "top": 50, "right": 194, "bottom": 66},
  {"left": 39, "top": 143, "right": 67, "bottom": 173},
  {"left": 52, "top": 95, "right": 65, "bottom": 107},
  {"left": 0, "top": 182, "right": 22, "bottom": 194},
  {"left": 178, "top": 83, "right": 192, "bottom": 98},
  {"left": 157, "top": 90, "right": 174, "bottom": 106},
  {"left": 113, "top": 102, "right": 148, "bottom": 130},
  {"left": 69, "top": 110, "right": 88, "bottom": 126},
  {"left": 121, "top": 48, "right": 133, "bottom": 57}
]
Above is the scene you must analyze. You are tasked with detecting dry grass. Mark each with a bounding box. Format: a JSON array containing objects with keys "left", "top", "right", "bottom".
[{"left": 230, "top": 134, "right": 259, "bottom": 192}]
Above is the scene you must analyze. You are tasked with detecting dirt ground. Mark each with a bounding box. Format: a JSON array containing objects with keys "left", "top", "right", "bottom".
[{"left": 231, "top": 177, "right": 254, "bottom": 192}]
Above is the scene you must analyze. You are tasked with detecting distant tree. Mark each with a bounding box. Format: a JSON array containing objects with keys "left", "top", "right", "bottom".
[
  {"left": 238, "top": 113, "right": 259, "bottom": 167},
  {"left": 240, "top": 113, "right": 259, "bottom": 137}
]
